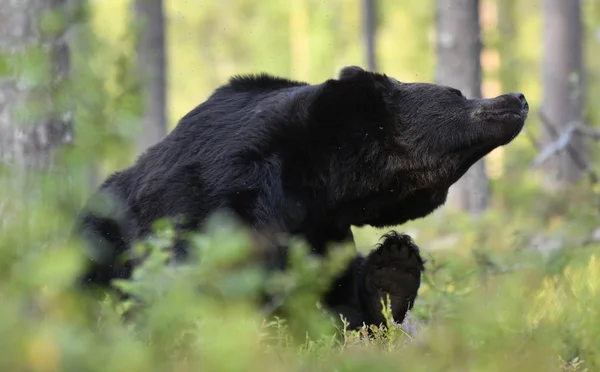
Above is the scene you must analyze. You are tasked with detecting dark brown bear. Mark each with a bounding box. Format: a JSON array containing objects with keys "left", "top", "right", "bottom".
[{"left": 75, "top": 65, "right": 528, "bottom": 329}]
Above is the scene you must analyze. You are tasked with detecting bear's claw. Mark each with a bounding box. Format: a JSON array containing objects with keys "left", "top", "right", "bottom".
[{"left": 362, "top": 231, "right": 425, "bottom": 325}]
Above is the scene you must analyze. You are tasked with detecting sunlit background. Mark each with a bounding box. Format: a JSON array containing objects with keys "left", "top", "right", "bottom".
[{"left": 0, "top": 1, "right": 599, "bottom": 371}]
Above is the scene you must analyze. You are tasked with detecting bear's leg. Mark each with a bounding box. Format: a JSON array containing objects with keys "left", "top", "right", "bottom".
[
  {"left": 76, "top": 213, "right": 134, "bottom": 288},
  {"left": 361, "top": 231, "right": 425, "bottom": 326},
  {"left": 323, "top": 231, "right": 425, "bottom": 330}
]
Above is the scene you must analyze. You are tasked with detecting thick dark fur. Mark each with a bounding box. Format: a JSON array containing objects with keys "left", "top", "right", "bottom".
[
  {"left": 325, "top": 231, "right": 425, "bottom": 329},
  {"left": 74, "top": 65, "right": 528, "bottom": 328}
]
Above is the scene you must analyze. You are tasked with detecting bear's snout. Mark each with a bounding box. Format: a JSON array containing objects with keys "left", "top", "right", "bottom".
[{"left": 508, "top": 92, "right": 529, "bottom": 111}]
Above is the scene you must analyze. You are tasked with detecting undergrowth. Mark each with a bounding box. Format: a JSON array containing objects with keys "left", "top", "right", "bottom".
[
  {"left": 0, "top": 170, "right": 599, "bottom": 372},
  {"left": 0, "top": 5, "right": 598, "bottom": 368}
]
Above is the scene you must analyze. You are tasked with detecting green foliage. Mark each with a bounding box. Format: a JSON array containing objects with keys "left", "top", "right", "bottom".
[
  {"left": 1, "top": 1, "right": 600, "bottom": 371},
  {"left": 2, "top": 163, "right": 600, "bottom": 371}
]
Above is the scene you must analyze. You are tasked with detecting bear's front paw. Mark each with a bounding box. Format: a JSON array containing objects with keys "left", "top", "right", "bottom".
[{"left": 362, "top": 231, "right": 425, "bottom": 326}]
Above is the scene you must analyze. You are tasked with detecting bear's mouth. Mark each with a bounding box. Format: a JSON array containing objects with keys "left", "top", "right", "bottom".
[
  {"left": 445, "top": 93, "right": 528, "bottom": 185},
  {"left": 447, "top": 109, "right": 526, "bottom": 186},
  {"left": 493, "top": 108, "right": 528, "bottom": 144},
  {"left": 468, "top": 104, "right": 528, "bottom": 149}
]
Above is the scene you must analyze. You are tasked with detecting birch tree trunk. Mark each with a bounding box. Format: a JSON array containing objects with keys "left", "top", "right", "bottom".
[
  {"left": 133, "top": 0, "right": 168, "bottom": 154},
  {"left": 0, "top": 0, "right": 73, "bottom": 169},
  {"left": 363, "top": 0, "right": 377, "bottom": 71},
  {"left": 540, "top": 0, "right": 585, "bottom": 189}
]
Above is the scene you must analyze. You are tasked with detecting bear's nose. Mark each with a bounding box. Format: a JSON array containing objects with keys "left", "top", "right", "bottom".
[{"left": 511, "top": 92, "right": 528, "bottom": 110}]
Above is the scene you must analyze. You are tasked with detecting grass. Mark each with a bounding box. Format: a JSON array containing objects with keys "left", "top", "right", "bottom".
[{"left": 0, "top": 166, "right": 599, "bottom": 372}]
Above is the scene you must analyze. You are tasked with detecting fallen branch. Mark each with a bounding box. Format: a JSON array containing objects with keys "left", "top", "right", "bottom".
[
  {"left": 576, "top": 122, "right": 600, "bottom": 140},
  {"left": 531, "top": 121, "right": 576, "bottom": 168},
  {"left": 533, "top": 110, "right": 599, "bottom": 184}
]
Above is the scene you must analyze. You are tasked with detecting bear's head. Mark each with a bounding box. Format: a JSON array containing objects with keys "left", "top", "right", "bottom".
[{"left": 295, "top": 65, "right": 529, "bottom": 227}]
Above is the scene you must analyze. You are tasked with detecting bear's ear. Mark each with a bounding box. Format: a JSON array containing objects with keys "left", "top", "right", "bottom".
[{"left": 337, "top": 65, "right": 366, "bottom": 80}]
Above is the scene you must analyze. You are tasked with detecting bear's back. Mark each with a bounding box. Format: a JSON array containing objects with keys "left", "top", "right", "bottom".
[
  {"left": 96, "top": 74, "right": 313, "bottom": 238},
  {"left": 141, "top": 74, "right": 309, "bottom": 171}
]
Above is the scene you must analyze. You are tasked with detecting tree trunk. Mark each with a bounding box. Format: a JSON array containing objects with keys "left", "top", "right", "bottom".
[
  {"left": 363, "top": 0, "right": 377, "bottom": 71},
  {"left": 0, "top": 0, "right": 73, "bottom": 169},
  {"left": 540, "top": 0, "right": 585, "bottom": 189},
  {"left": 435, "top": 0, "right": 490, "bottom": 215},
  {"left": 133, "top": 0, "right": 168, "bottom": 154}
]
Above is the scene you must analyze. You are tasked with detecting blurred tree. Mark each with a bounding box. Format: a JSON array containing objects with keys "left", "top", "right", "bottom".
[
  {"left": 540, "top": 0, "right": 585, "bottom": 190},
  {"left": 133, "top": 0, "right": 168, "bottom": 153},
  {"left": 435, "top": 0, "right": 490, "bottom": 215},
  {"left": 363, "top": 0, "right": 377, "bottom": 71},
  {"left": 0, "top": 0, "right": 73, "bottom": 169}
]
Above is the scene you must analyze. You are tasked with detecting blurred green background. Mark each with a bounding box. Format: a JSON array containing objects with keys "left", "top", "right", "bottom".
[{"left": 0, "top": 0, "right": 599, "bottom": 371}]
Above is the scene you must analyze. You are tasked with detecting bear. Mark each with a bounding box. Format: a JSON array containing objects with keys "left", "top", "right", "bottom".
[
  {"left": 324, "top": 231, "right": 425, "bottom": 330},
  {"left": 74, "top": 65, "right": 528, "bottom": 329}
]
